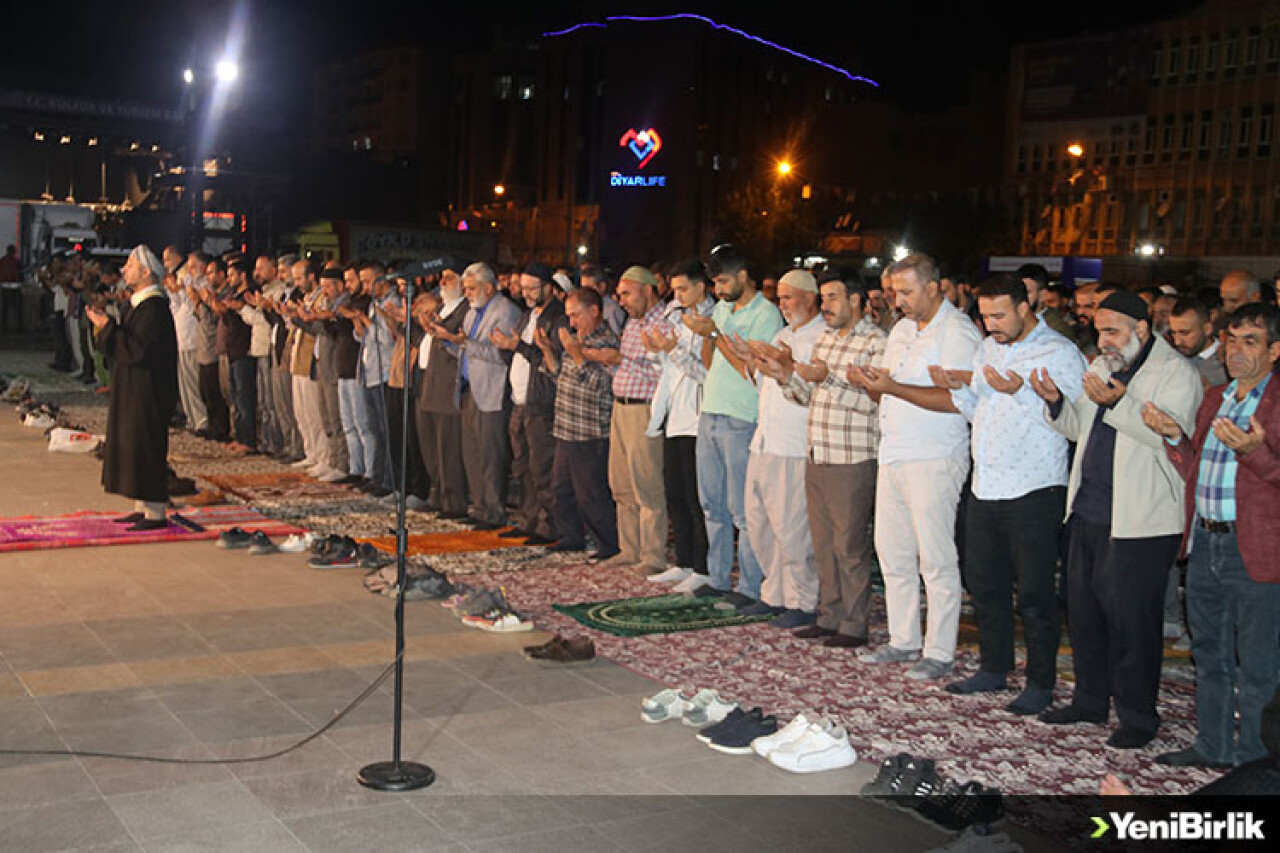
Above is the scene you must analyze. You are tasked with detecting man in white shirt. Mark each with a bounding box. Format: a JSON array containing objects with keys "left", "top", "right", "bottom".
[
  {"left": 911, "top": 274, "right": 1086, "bottom": 711},
  {"left": 734, "top": 269, "right": 826, "bottom": 619},
  {"left": 165, "top": 250, "right": 205, "bottom": 434},
  {"left": 855, "top": 253, "right": 982, "bottom": 679}
]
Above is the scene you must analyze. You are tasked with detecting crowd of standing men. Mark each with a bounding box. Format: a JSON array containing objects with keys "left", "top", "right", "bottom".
[{"left": 74, "top": 239, "right": 1280, "bottom": 775}]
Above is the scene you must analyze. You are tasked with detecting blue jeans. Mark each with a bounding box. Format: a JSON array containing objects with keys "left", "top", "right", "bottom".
[
  {"left": 1186, "top": 526, "right": 1280, "bottom": 764},
  {"left": 228, "top": 356, "right": 257, "bottom": 448},
  {"left": 695, "top": 413, "right": 763, "bottom": 598},
  {"left": 337, "top": 377, "right": 373, "bottom": 478}
]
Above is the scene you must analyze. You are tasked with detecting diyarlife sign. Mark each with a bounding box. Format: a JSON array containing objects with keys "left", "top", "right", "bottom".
[{"left": 610, "top": 126, "right": 668, "bottom": 189}]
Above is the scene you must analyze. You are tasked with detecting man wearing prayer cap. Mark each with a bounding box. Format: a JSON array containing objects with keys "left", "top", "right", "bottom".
[
  {"left": 85, "top": 246, "right": 180, "bottom": 530},
  {"left": 1031, "top": 287, "right": 1203, "bottom": 749}
]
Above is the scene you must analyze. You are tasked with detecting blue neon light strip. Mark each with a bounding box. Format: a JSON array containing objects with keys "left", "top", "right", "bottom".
[{"left": 542, "top": 13, "right": 878, "bottom": 87}]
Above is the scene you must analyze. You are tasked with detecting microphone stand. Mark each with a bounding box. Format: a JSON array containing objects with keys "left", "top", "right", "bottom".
[{"left": 357, "top": 273, "right": 435, "bottom": 792}]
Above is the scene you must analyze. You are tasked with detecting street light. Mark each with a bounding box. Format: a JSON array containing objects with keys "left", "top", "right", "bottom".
[
  {"left": 215, "top": 60, "right": 239, "bottom": 84},
  {"left": 776, "top": 160, "right": 793, "bottom": 177},
  {"left": 1066, "top": 142, "right": 1084, "bottom": 158},
  {"left": 183, "top": 68, "right": 195, "bottom": 85},
  {"left": 493, "top": 184, "right": 505, "bottom": 197}
]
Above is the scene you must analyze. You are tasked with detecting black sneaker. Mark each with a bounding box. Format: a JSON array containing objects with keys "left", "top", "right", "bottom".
[
  {"left": 247, "top": 531, "right": 278, "bottom": 555},
  {"left": 860, "top": 752, "right": 912, "bottom": 796},
  {"left": 696, "top": 707, "right": 748, "bottom": 743},
  {"left": 721, "top": 590, "right": 755, "bottom": 608},
  {"left": 309, "top": 540, "right": 359, "bottom": 569},
  {"left": 707, "top": 709, "right": 777, "bottom": 755},
  {"left": 914, "top": 780, "right": 1004, "bottom": 832},
  {"left": 217, "top": 527, "right": 254, "bottom": 549},
  {"left": 888, "top": 757, "right": 941, "bottom": 808}
]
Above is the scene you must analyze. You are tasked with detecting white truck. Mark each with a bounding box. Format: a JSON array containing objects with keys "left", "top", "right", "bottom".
[{"left": 0, "top": 199, "right": 100, "bottom": 276}]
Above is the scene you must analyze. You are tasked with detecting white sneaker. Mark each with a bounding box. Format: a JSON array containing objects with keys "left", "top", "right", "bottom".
[
  {"left": 768, "top": 723, "right": 857, "bottom": 773},
  {"left": 291, "top": 458, "right": 316, "bottom": 469},
  {"left": 681, "top": 689, "right": 736, "bottom": 728},
  {"left": 647, "top": 566, "right": 692, "bottom": 585},
  {"left": 751, "top": 713, "right": 813, "bottom": 757},
  {"left": 640, "top": 688, "right": 690, "bottom": 724},
  {"left": 673, "top": 573, "right": 710, "bottom": 594},
  {"left": 278, "top": 534, "right": 309, "bottom": 553},
  {"left": 318, "top": 467, "right": 347, "bottom": 483},
  {"left": 480, "top": 613, "right": 533, "bottom": 633}
]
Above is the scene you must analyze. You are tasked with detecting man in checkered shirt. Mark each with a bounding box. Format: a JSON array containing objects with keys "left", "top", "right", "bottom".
[
  {"left": 768, "top": 270, "right": 887, "bottom": 646},
  {"left": 543, "top": 287, "right": 622, "bottom": 561}
]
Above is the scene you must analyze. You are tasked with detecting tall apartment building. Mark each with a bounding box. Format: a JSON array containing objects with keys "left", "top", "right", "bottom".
[{"left": 1009, "top": 0, "right": 1280, "bottom": 266}]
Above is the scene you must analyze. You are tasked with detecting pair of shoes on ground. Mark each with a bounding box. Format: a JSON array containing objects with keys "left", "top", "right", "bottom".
[
  {"left": 308, "top": 538, "right": 389, "bottom": 570},
  {"left": 364, "top": 565, "right": 455, "bottom": 600},
  {"left": 862, "top": 752, "right": 1005, "bottom": 832},
  {"left": 735, "top": 601, "right": 817, "bottom": 630},
  {"left": 944, "top": 672, "right": 1056, "bottom": 716},
  {"left": 497, "top": 527, "right": 558, "bottom": 546},
  {"left": 522, "top": 634, "right": 595, "bottom": 665},
  {"left": 752, "top": 713, "right": 858, "bottom": 773},
  {"left": 640, "top": 688, "right": 737, "bottom": 727},
  {"left": 217, "top": 527, "right": 284, "bottom": 555}
]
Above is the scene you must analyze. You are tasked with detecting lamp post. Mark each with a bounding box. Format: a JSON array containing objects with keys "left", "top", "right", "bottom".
[{"left": 182, "top": 56, "right": 239, "bottom": 253}]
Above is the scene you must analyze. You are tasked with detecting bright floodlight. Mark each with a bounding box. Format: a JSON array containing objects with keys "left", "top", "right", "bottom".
[
  {"left": 1066, "top": 142, "right": 1084, "bottom": 158},
  {"left": 493, "top": 184, "right": 506, "bottom": 196},
  {"left": 777, "top": 160, "right": 793, "bottom": 176},
  {"left": 1138, "top": 243, "right": 1158, "bottom": 257},
  {"left": 577, "top": 244, "right": 589, "bottom": 256},
  {"left": 892, "top": 244, "right": 909, "bottom": 262},
  {"left": 183, "top": 68, "right": 195, "bottom": 84},
  {"left": 215, "top": 60, "right": 239, "bottom": 84}
]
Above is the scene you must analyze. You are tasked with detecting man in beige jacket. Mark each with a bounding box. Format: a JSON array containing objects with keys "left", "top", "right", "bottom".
[{"left": 1029, "top": 290, "right": 1202, "bottom": 749}]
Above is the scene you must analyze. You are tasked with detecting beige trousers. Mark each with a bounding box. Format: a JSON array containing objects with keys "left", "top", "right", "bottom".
[{"left": 608, "top": 401, "right": 667, "bottom": 569}]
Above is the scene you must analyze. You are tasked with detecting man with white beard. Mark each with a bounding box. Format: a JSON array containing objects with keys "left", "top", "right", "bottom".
[{"left": 1031, "top": 289, "right": 1202, "bottom": 750}]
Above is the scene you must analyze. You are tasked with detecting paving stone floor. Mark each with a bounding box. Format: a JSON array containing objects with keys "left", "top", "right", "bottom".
[{"left": 0, "top": 355, "right": 1060, "bottom": 852}]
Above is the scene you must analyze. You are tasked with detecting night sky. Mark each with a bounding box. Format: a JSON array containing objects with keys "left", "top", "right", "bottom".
[{"left": 10, "top": 0, "right": 1199, "bottom": 114}]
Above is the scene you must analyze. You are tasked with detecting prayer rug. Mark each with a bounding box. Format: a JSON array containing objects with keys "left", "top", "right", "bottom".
[
  {"left": 465, "top": 561, "right": 1215, "bottom": 798},
  {"left": 201, "top": 471, "right": 360, "bottom": 504},
  {"left": 358, "top": 529, "right": 535, "bottom": 557},
  {"left": 553, "top": 593, "right": 776, "bottom": 637},
  {"left": 0, "top": 505, "right": 302, "bottom": 553}
]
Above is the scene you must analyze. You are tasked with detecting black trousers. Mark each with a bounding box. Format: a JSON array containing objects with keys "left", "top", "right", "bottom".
[
  {"left": 416, "top": 409, "right": 466, "bottom": 513},
  {"left": 664, "top": 435, "right": 707, "bottom": 572},
  {"left": 553, "top": 438, "right": 617, "bottom": 552},
  {"left": 197, "top": 361, "right": 231, "bottom": 441},
  {"left": 965, "top": 486, "right": 1065, "bottom": 690},
  {"left": 1066, "top": 516, "right": 1181, "bottom": 734},
  {"left": 509, "top": 405, "right": 557, "bottom": 539},
  {"left": 460, "top": 391, "right": 510, "bottom": 525},
  {"left": 49, "top": 311, "right": 73, "bottom": 370},
  {"left": 385, "top": 385, "right": 428, "bottom": 498}
]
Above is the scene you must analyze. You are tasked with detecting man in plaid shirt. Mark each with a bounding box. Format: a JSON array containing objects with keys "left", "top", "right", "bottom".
[
  {"left": 770, "top": 271, "right": 886, "bottom": 646},
  {"left": 543, "top": 287, "right": 622, "bottom": 561},
  {"left": 604, "top": 266, "right": 669, "bottom": 573},
  {"left": 1145, "top": 303, "right": 1280, "bottom": 768}
]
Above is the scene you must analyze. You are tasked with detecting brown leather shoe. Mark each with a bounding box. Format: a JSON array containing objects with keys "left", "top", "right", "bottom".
[{"left": 526, "top": 636, "right": 596, "bottom": 665}]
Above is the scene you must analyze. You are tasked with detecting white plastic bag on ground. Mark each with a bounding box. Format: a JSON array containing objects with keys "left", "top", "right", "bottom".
[{"left": 48, "top": 427, "right": 104, "bottom": 453}]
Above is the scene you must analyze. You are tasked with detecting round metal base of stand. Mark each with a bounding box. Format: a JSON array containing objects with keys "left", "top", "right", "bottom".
[{"left": 356, "top": 761, "right": 436, "bottom": 792}]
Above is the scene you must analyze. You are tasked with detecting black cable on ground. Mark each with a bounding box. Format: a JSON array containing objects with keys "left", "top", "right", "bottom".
[{"left": 0, "top": 656, "right": 399, "bottom": 765}]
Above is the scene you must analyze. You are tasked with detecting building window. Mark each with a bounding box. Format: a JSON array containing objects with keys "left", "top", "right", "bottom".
[
  {"left": 494, "top": 74, "right": 512, "bottom": 100},
  {"left": 1225, "top": 31, "right": 1239, "bottom": 75},
  {"left": 1266, "top": 32, "right": 1280, "bottom": 72},
  {"left": 1219, "top": 109, "right": 1233, "bottom": 158},
  {"left": 1206, "top": 36, "right": 1218, "bottom": 73},
  {"left": 1031, "top": 143, "right": 1042, "bottom": 172},
  {"left": 1151, "top": 42, "right": 1164, "bottom": 82},
  {"left": 1239, "top": 107, "right": 1254, "bottom": 158},
  {"left": 1187, "top": 40, "right": 1201, "bottom": 81},
  {"left": 1199, "top": 111, "right": 1213, "bottom": 150},
  {"left": 1246, "top": 28, "right": 1260, "bottom": 72},
  {"left": 1162, "top": 114, "right": 1175, "bottom": 161},
  {"left": 1259, "top": 105, "right": 1273, "bottom": 157},
  {"left": 1017, "top": 144, "right": 1027, "bottom": 173},
  {"left": 1168, "top": 41, "right": 1181, "bottom": 82},
  {"left": 518, "top": 77, "right": 535, "bottom": 100},
  {"left": 1144, "top": 116, "right": 1156, "bottom": 164},
  {"left": 1181, "top": 112, "right": 1194, "bottom": 154}
]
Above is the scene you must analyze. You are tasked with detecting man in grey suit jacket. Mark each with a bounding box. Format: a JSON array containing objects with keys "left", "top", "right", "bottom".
[{"left": 441, "top": 262, "right": 521, "bottom": 528}]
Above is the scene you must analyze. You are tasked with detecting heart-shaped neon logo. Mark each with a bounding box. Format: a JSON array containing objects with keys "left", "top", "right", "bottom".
[{"left": 619, "top": 128, "right": 662, "bottom": 169}]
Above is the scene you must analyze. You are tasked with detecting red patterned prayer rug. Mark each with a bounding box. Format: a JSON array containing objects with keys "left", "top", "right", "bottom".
[
  {"left": 0, "top": 505, "right": 303, "bottom": 552},
  {"left": 465, "top": 561, "right": 1220, "bottom": 798},
  {"left": 201, "top": 471, "right": 360, "bottom": 504}
]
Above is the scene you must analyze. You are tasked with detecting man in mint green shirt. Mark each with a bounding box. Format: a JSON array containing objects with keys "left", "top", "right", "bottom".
[{"left": 683, "top": 244, "right": 784, "bottom": 603}]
